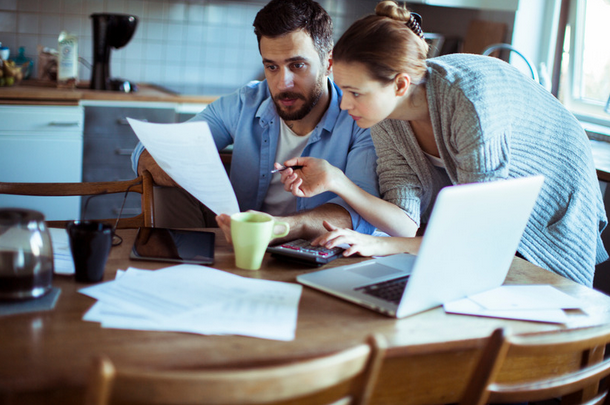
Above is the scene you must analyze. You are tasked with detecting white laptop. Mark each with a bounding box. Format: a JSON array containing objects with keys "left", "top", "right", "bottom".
[{"left": 297, "top": 176, "right": 544, "bottom": 318}]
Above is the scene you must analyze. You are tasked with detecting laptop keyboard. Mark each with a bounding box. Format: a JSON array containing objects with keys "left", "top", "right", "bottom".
[{"left": 355, "top": 275, "right": 410, "bottom": 305}]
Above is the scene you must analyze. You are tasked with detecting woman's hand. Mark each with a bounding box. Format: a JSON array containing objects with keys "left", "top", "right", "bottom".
[
  {"left": 278, "top": 157, "right": 343, "bottom": 198},
  {"left": 312, "top": 221, "right": 422, "bottom": 257},
  {"left": 311, "top": 221, "right": 387, "bottom": 257}
]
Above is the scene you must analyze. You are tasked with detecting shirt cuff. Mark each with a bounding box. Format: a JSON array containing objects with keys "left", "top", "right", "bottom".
[
  {"left": 327, "top": 197, "right": 376, "bottom": 235},
  {"left": 131, "top": 143, "right": 146, "bottom": 175}
]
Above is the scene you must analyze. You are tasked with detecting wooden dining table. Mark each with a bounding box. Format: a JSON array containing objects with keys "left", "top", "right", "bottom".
[{"left": 2, "top": 228, "right": 610, "bottom": 405}]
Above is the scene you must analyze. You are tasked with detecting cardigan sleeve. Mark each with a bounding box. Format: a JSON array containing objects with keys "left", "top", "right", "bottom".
[{"left": 372, "top": 120, "right": 426, "bottom": 226}]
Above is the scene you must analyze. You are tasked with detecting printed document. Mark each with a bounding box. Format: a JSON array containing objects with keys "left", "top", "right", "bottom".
[
  {"left": 128, "top": 119, "right": 239, "bottom": 215},
  {"left": 79, "top": 265, "right": 302, "bottom": 341},
  {"left": 444, "top": 285, "right": 584, "bottom": 324}
]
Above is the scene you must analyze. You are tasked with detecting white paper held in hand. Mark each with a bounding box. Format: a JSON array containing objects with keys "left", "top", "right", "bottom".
[{"left": 127, "top": 118, "right": 239, "bottom": 216}]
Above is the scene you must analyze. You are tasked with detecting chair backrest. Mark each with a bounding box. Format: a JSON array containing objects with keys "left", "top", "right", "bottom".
[
  {"left": 0, "top": 170, "right": 154, "bottom": 229},
  {"left": 459, "top": 325, "right": 610, "bottom": 405},
  {"left": 85, "top": 335, "right": 386, "bottom": 405}
]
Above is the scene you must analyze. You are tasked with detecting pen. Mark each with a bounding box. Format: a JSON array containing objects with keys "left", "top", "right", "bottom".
[{"left": 270, "top": 165, "right": 304, "bottom": 174}]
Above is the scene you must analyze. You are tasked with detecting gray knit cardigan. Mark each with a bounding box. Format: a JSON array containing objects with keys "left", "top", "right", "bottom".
[{"left": 372, "top": 53, "right": 608, "bottom": 286}]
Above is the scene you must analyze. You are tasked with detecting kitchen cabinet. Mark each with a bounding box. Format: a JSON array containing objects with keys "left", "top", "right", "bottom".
[
  {"left": 0, "top": 105, "right": 83, "bottom": 220},
  {"left": 82, "top": 101, "right": 177, "bottom": 221},
  {"left": 0, "top": 83, "right": 221, "bottom": 222},
  {"left": 406, "top": 0, "right": 519, "bottom": 11}
]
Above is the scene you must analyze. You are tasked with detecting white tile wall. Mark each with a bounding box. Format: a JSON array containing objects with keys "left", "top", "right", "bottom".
[{"left": 0, "top": 0, "right": 376, "bottom": 93}]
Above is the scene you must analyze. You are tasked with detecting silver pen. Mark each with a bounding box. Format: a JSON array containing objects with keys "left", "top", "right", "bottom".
[{"left": 270, "top": 165, "right": 304, "bottom": 174}]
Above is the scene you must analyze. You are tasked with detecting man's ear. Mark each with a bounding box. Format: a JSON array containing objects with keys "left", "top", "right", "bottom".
[
  {"left": 394, "top": 73, "right": 411, "bottom": 96},
  {"left": 326, "top": 51, "right": 333, "bottom": 76}
]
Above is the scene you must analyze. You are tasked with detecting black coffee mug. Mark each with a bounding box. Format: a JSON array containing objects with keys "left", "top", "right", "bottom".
[{"left": 66, "top": 221, "right": 113, "bottom": 283}]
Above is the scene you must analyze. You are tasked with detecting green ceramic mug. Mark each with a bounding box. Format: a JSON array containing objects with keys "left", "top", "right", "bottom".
[{"left": 231, "top": 212, "right": 289, "bottom": 270}]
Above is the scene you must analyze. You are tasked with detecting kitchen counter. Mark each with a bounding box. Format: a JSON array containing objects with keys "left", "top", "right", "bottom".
[{"left": 0, "top": 80, "right": 220, "bottom": 106}]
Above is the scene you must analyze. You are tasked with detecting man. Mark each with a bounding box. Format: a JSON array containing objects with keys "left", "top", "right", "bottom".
[{"left": 131, "top": 0, "right": 379, "bottom": 242}]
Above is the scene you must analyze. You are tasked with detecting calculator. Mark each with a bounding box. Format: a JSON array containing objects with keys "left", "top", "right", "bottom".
[{"left": 266, "top": 239, "right": 345, "bottom": 266}]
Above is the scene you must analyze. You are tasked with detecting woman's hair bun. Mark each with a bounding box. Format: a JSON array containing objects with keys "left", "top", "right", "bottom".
[{"left": 375, "top": 0, "right": 411, "bottom": 23}]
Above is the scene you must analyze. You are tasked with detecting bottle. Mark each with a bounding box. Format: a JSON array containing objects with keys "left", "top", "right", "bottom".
[
  {"left": 11, "top": 47, "right": 33, "bottom": 80},
  {"left": 57, "top": 31, "right": 78, "bottom": 89},
  {"left": 0, "top": 42, "right": 9, "bottom": 60}
]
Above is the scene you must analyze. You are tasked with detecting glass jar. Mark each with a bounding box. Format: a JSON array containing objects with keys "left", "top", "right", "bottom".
[
  {"left": 12, "top": 46, "right": 33, "bottom": 80},
  {"left": 0, "top": 209, "right": 54, "bottom": 300}
]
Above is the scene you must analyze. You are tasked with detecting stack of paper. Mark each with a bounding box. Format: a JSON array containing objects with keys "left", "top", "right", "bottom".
[
  {"left": 444, "top": 285, "right": 584, "bottom": 324},
  {"left": 49, "top": 227, "right": 75, "bottom": 275},
  {"left": 79, "top": 264, "right": 302, "bottom": 341}
]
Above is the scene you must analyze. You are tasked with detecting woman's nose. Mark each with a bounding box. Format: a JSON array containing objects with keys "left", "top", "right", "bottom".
[{"left": 340, "top": 97, "right": 351, "bottom": 111}]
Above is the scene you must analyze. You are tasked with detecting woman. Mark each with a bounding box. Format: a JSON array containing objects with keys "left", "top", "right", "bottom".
[{"left": 280, "top": 0, "right": 608, "bottom": 286}]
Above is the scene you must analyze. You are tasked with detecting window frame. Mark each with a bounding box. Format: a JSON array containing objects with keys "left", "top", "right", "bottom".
[{"left": 562, "top": 0, "right": 610, "bottom": 129}]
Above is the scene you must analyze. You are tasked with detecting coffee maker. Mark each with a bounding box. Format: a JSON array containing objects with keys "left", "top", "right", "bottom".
[{"left": 90, "top": 13, "right": 138, "bottom": 92}]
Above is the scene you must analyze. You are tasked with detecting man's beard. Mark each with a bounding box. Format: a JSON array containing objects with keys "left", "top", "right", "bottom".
[{"left": 273, "top": 74, "right": 325, "bottom": 121}]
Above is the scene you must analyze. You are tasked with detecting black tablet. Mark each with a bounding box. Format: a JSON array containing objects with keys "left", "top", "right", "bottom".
[{"left": 130, "top": 227, "right": 215, "bottom": 265}]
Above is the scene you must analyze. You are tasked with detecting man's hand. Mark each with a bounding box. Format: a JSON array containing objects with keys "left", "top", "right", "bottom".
[
  {"left": 216, "top": 213, "right": 232, "bottom": 243},
  {"left": 137, "top": 149, "right": 178, "bottom": 187},
  {"left": 217, "top": 204, "right": 353, "bottom": 246},
  {"left": 216, "top": 210, "right": 281, "bottom": 245}
]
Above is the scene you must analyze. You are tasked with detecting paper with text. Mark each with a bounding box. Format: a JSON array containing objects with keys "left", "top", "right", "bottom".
[
  {"left": 443, "top": 285, "right": 584, "bottom": 324},
  {"left": 444, "top": 297, "right": 569, "bottom": 324},
  {"left": 128, "top": 119, "right": 239, "bottom": 215},
  {"left": 467, "top": 285, "right": 582, "bottom": 310},
  {"left": 80, "top": 265, "right": 302, "bottom": 341}
]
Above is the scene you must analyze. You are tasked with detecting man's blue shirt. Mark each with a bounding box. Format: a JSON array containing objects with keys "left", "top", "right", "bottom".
[{"left": 132, "top": 79, "right": 379, "bottom": 234}]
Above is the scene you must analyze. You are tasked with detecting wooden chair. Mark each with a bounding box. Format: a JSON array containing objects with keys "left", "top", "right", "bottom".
[
  {"left": 85, "top": 334, "right": 386, "bottom": 405},
  {"left": 458, "top": 325, "right": 610, "bottom": 405},
  {"left": 0, "top": 170, "right": 154, "bottom": 229}
]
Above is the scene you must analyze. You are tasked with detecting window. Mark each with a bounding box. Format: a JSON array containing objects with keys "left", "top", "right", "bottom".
[{"left": 561, "top": 0, "right": 610, "bottom": 126}]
